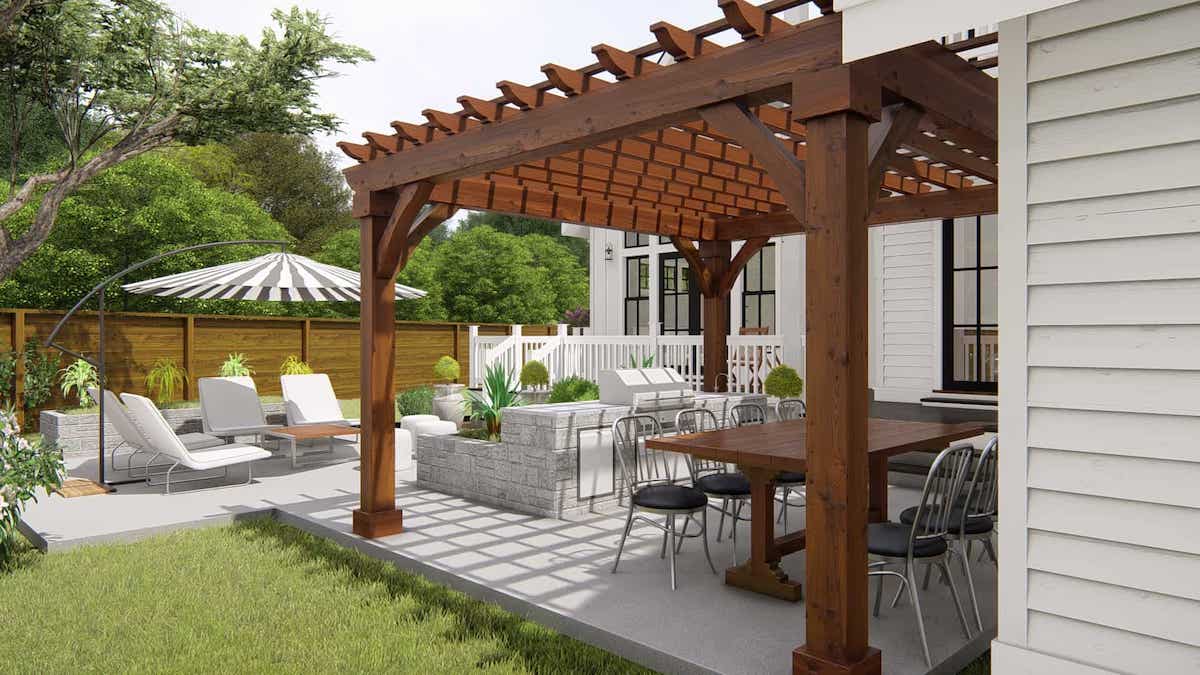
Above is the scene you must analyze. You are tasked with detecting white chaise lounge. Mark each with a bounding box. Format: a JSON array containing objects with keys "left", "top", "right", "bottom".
[
  {"left": 122, "top": 393, "right": 272, "bottom": 494},
  {"left": 89, "top": 387, "right": 224, "bottom": 476},
  {"left": 197, "top": 376, "right": 281, "bottom": 442},
  {"left": 280, "top": 374, "right": 358, "bottom": 427}
]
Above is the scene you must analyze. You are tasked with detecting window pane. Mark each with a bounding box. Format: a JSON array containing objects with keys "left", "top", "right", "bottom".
[
  {"left": 980, "top": 268, "right": 998, "bottom": 324},
  {"left": 951, "top": 327, "right": 977, "bottom": 382},
  {"left": 762, "top": 245, "right": 776, "bottom": 291},
  {"left": 980, "top": 215, "right": 998, "bottom": 267},
  {"left": 678, "top": 297, "right": 689, "bottom": 331},
  {"left": 637, "top": 300, "right": 649, "bottom": 335},
  {"left": 762, "top": 294, "right": 776, "bottom": 333},
  {"left": 679, "top": 263, "right": 690, "bottom": 292},
  {"left": 745, "top": 250, "right": 761, "bottom": 292},
  {"left": 639, "top": 258, "right": 650, "bottom": 295},
  {"left": 953, "top": 270, "right": 977, "bottom": 324},
  {"left": 980, "top": 329, "right": 999, "bottom": 383},
  {"left": 663, "top": 296, "right": 676, "bottom": 329},
  {"left": 625, "top": 301, "right": 637, "bottom": 335},
  {"left": 953, "top": 218, "right": 978, "bottom": 268},
  {"left": 743, "top": 297, "right": 759, "bottom": 328},
  {"left": 662, "top": 260, "right": 676, "bottom": 292},
  {"left": 626, "top": 258, "right": 638, "bottom": 296}
]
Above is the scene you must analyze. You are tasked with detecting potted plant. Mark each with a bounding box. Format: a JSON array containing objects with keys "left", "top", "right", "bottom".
[
  {"left": 465, "top": 362, "right": 524, "bottom": 441},
  {"left": 431, "top": 355, "right": 466, "bottom": 425},
  {"left": 146, "top": 358, "right": 188, "bottom": 406},
  {"left": 764, "top": 364, "right": 804, "bottom": 405},
  {"left": 518, "top": 360, "right": 550, "bottom": 404},
  {"left": 58, "top": 358, "right": 99, "bottom": 408}
]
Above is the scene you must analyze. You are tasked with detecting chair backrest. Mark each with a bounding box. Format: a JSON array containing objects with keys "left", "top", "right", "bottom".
[
  {"left": 198, "top": 376, "right": 266, "bottom": 432},
  {"left": 120, "top": 393, "right": 191, "bottom": 464},
  {"left": 962, "top": 435, "right": 999, "bottom": 521},
  {"left": 280, "top": 373, "right": 343, "bottom": 425},
  {"left": 612, "top": 414, "right": 671, "bottom": 496},
  {"left": 91, "top": 387, "right": 150, "bottom": 451},
  {"left": 776, "top": 398, "right": 806, "bottom": 421},
  {"left": 908, "top": 442, "right": 975, "bottom": 553},
  {"left": 730, "top": 403, "right": 767, "bottom": 427},
  {"left": 675, "top": 408, "right": 725, "bottom": 480}
]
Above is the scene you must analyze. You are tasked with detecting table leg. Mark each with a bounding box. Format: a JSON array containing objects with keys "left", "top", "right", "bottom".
[
  {"left": 291, "top": 438, "right": 298, "bottom": 470},
  {"left": 868, "top": 454, "right": 888, "bottom": 523},
  {"left": 724, "top": 466, "right": 803, "bottom": 602}
]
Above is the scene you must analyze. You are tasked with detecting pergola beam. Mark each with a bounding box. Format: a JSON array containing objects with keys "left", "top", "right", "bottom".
[
  {"left": 699, "top": 100, "right": 807, "bottom": 216},
  {"left": 343, "top": 13, "right": 842, "bottom": 191}
]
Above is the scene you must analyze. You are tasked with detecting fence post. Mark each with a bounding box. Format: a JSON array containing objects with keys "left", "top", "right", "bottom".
[
  {"left": 467, "top": 325, "right": 479, "bottom": 387},
  {"left": 452, "top": 323, "right": 461, "bottom": 376},
  {"left": 12, "top": 309, "right": 25, "bottom": 427},
  {"left": 510, "top": 324, "right": 522, "bottom": 339},
  {"left": 183, "top": 316, "right": 197, "bottom": 400},
  {"left": 300, "top": 318, "right": 312, "bottom": 365}
]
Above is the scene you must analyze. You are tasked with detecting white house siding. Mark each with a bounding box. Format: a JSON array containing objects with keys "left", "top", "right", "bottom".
[
  {"left": 994, "top": 1, "right": 1200, "bottom": 672},
  {"left": 870, "top": 220, "right": 940, "bottom": 402}
]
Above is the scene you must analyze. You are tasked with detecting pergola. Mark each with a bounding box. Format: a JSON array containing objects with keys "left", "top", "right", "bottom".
[{"left": 339, "top": 2, "right": 997, "bottom": 672}]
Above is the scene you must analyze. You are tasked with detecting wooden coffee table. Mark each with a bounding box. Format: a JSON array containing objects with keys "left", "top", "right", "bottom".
[{"left": 266, "top": 424, "right": 360, "bottom": 469}]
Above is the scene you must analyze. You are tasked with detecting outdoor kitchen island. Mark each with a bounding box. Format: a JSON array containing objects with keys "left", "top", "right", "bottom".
[{"left": 414, "top": 368, "right": 768, "bottom": 519}]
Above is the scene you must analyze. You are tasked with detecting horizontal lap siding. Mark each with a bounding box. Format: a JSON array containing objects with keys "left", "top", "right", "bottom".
[
  {"left": 1016, "top": 1, "right": 1200, "bottom": 667},
  {"left": 878, "top": 221, "right": 936, "bottom": 396}
]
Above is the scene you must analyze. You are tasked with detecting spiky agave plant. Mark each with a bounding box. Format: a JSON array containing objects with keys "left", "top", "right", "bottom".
[
  {"left": 58, "top": 358, "right": 99, "bottom": 407},
  {"left": 465, "top": 363, "right": 524, "bottom": 440}
]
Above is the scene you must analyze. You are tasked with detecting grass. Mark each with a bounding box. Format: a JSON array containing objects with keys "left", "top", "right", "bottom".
[{"left": 0, "top": 519, "right": 646, "bottom": 674}]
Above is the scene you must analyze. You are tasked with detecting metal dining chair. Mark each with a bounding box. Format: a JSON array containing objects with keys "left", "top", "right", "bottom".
[
  {"left": 772, "top": 398, "right": 808, "bottom": 530},
  {"left": 900, "top": 435, "right": 998, "bottom": 632},
  {"left": 611, "top": 414, "right": 717, "bottom": 590},
  {"left": 676, "top": 408, "right": 750, "bottom": 566},
  {"left": 868, "top": 442, "right": 974, "bottom": 668}
]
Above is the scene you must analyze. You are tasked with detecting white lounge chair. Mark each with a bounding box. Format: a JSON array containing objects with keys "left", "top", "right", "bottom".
[
  {"left": 280, "top": 374, "right": 358, "bottom": 427},
  {"left": 89, "top": 387, "right": 224, "bottom": 476},
  {"left": 197, "top": 376, "right": 280, "bottom": 442},
  {"left": 122, "top": 393, "right": 272, "bottom": 494}
]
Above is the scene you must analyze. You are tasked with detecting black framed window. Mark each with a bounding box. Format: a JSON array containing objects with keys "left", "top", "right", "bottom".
[
  {"left": 741, "top": 243, "right": 777, "bottom": 333},
  {"left": 624, "top": 232, "right": 650, "bottom": 248},
  {"left": 942, "top": 216, "right": 998, "bottom": 391},
  {"left": 659, "top": 253, "right": 701, "bottom": 335},
  {"left": 624, "top": 255, "right": 650, "bottom": 335}
]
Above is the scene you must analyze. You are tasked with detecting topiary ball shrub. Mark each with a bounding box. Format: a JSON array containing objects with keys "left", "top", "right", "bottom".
[
  {"left": 395, "top": 385, "right": 435, "bottom": 417},
  {"left": 519, "top": 360, "right": 550, "bottom": 389},
  {"left": 432, "top": 355, "right": 460, "bottom": 383},
  {"left": 547, "top": 376, "right": 600, "bottom": 403},
  {"left": 764, "top": 364, "right": 803, "bottom": 399}
]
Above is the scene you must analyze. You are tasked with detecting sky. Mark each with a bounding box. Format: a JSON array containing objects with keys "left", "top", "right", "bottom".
[{"left": 165, "top": 0, "right": 746, "bottom": 169}]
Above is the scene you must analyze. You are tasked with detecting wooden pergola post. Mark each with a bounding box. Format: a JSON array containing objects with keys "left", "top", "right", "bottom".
[
  {"left": 699, "top": 240, "right": 730, "bottom": 391},
  {"left": 792, "top": 64, "right": 881, "bottom": 675}
]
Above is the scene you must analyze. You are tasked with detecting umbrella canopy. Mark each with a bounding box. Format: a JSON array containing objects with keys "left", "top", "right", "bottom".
[{"left": 121, "top": 252, "right": 426, "bottom": 302}]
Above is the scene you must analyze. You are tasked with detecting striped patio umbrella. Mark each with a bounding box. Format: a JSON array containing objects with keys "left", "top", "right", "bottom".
[{"left": 121, "top": 252, "right": 426, "bottom": 302}]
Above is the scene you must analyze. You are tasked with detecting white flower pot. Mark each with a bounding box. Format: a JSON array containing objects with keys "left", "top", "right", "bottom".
[{"left": 432, "top": 383, "right": 467, "bottom": 426}]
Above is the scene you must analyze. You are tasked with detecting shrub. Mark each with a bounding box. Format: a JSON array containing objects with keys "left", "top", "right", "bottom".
[
  {"left": 59, "top": 359, "right": 99, "bottom": 407},
  {"left": 465, "top": 363, "right": 523, "bottom": 440},
  {"left": 519, "top": 360, "right": 549, "bottom": 389},
  {"left": 279, "top": 355, "right": 313, "bottom": 376},
  {"left": 0, "top": 352, "right": 15, "bottom": 406},
  {"left": 432, "top": 355, "right": 460, "bottom": 384},
  {"left": 218, "top": 353, "right": 254, "bottom": 377},
  {"left": 21, "top": 339, "right": 60, "bottom": 411},
  {"left": 145, "top": 359, "right": 188, "bottom": 405},
  {"left": 0, "top": 408, "right": 64, "bottom": 566},
  {"left": 395, "top": 386, "right": 434, "bottom": 417},
  {"left": 548, "top": 376, "right": 600, "bottom": 404},
  {"left": 764, "top": 364, "right": 804, "bottom": 399}
]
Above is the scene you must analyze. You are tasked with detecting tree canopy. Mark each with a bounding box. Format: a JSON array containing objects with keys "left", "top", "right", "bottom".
[
  {"left": 316, "top": 229, "right": 446, "bottom": 322},
  {"left": 458, "top": 211, "right": 588, "bottom": 268},
  {"left": 0, "top": 0, "right": 370, "bottom": 278}
]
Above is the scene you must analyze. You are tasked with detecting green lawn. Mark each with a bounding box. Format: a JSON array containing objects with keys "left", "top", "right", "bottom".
[{"left": 0, "top": 519, "right": 646, "bottom": 674}]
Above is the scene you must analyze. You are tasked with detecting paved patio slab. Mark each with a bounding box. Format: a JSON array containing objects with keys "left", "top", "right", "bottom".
[{"left": 22, "top": 441, "right": 995, "bottom": 675}]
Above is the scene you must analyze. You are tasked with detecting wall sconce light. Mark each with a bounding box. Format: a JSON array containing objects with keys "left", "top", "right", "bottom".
[{"left": 604, "top": 243, "right": 614, "bottom": 261}]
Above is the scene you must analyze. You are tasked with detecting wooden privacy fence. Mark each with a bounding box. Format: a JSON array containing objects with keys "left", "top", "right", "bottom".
[{"left": 0, "top": 308, "right": 557, "bottom": 419}]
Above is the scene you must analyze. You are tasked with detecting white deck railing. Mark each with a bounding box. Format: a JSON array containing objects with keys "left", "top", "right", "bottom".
[{"left": 468, "top": 324, "right": 800, "bottom": 394}]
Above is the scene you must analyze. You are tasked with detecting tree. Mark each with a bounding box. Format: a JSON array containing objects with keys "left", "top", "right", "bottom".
[
  {"left": 171, "top": 134, "right": 355, "bottom": 253},
  {"left": 433, "top": 226, "right": 561, "bottom": 324},
  {"left": 520, "top": 234, "right": 588, "bottom": 320},
  {"left": 458, "top": 211, "right": 587, "bottom": 268},
  {"left": 0, "top": 0, "right": 370, "bottom": 279},
  {"left": 316, "top": 228, "right": 446, "bottom": 321},
  {"left": 0, "top": 153, "right": 302, "bottom": 316}
]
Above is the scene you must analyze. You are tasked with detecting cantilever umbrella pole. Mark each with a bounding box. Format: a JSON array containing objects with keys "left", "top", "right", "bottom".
[{"left": 44, "top": 240, "right": 289, "bottom": 490}]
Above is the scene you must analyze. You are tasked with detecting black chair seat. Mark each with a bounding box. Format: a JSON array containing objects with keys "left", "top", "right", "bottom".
[
  {"left": 898, "top": 506, "right": 994, "bottom": 535},
  {"left": 867, "top": 522, "right": 947, "bottom": 558},
  {"left": 695, "top": 472, "right": 751, "bottom": 497},
  {"left": 633, "top": 484, "right": 708, "bottom": 511},
  {"left": 776, "top": 471, "right": 806, "bottom": 485}
]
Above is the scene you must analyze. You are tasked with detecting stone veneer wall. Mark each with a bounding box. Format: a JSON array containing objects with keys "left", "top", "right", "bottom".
[
  {"left": 41, "top": 403, "right": 287, "bottom": 456},
  {"left": 415, "top": 393, "right": 768, "bottom": 520}
]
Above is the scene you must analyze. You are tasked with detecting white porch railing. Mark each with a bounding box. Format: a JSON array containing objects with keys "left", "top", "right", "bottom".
[{"left": 468, "top": 324, "right": 802, "bottom": 394}]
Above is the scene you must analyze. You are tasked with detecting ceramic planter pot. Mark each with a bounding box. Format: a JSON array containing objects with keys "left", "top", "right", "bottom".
[{"left": 432, "top": 383, "right": 467, "bottom": 425}]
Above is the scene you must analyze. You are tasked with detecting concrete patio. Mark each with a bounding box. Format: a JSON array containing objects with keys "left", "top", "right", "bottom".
[{"left": 21, "top": 439, "right": 995, "bottom": 675}]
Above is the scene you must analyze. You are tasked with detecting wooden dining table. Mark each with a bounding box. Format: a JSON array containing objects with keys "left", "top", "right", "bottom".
[{"left": 646, "top": 418, "right": 988, "bottom": 601}]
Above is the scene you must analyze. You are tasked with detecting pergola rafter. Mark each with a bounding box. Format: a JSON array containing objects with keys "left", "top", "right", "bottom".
[{"left": 340, "top": 4, "right": 999, "bottom": 674}]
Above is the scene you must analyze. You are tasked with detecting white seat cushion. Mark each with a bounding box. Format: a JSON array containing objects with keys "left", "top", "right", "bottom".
[
  {"left": 184, "top": 444, "right": 273, "bottom": 471},
  {"left": 395, "top": 428, "right": 413, "bottom": 470},
  {"left": 178, "top": 433, "right": 225, "bottom": 450},
  {"left": 400, "top": 415, "right": 440, "bottom": 432},
  {"left": 410, "top": 420, "right": 458, "bottom": 436}
]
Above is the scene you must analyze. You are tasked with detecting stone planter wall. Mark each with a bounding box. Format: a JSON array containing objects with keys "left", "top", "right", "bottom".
[
  {"left": 415, "top": 392, "right": 767, "bottom": 520},
  {"left": 41, "top": 403, "right": 287, "bottom": 457}
]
